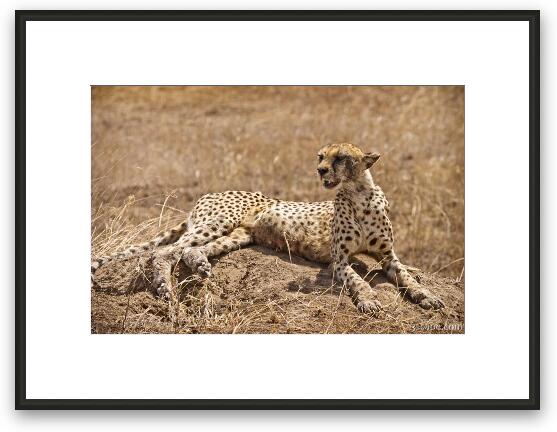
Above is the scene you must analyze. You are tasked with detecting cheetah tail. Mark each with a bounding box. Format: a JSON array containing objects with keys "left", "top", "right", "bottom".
[{"left": 90, "top": 215, "right": 191, "bottom": 278}]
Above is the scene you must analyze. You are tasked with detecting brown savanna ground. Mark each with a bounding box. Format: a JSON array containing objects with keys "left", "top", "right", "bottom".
[{"left": 91, "top": 86, "right": 464, "bottom": 334}]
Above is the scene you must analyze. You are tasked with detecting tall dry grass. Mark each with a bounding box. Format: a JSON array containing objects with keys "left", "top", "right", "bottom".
[{"left": 92, "top": 86, "right": 464, "bottom": 278}]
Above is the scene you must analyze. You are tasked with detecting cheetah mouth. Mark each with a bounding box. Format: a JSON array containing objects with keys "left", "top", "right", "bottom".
[{"left": 323, "top": 179, "right": 340, "bottom": 189}]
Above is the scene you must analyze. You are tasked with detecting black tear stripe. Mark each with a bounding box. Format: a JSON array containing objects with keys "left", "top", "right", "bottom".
[{"left": 334, "top": 156, "right": 353, "bottom": 178}]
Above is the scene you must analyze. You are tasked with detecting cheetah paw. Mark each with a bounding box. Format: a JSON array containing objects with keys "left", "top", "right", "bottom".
[
  {"left": 183, "top": 249, "right": 212, "bottom": 278},
  {"left": 194, "top": 260, "right": 212, "bottom": 278},
  {"left": 418, "top": 295, "right": 445, "bottom": 310},
  {"left": 156, "top": 282, "right": 172, "bottom": 300},
  {"left": 404, "top": 287, "right": 445, "bottom": 310},
  {"left": 357, "top": 299, "right": 382, "bottom": 315}
]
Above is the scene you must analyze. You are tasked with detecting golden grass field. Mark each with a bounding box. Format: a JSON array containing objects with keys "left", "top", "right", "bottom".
[{"left": 91, "top": 86, "right": 464, "bottom": 334}]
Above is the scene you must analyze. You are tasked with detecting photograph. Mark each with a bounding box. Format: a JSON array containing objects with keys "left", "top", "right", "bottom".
[
  {"left": 90, "top": 85, "right": 465, "bottom": 334},
  {"left": 16, "top": 9, "right": 539, "bottom": 410}
]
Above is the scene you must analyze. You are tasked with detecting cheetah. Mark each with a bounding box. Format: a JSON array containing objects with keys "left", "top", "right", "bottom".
[{"left": 91, "top": 142, "right": 444, "bottom": 313}]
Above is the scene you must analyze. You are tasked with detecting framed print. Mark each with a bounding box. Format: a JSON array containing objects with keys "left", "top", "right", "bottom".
[{"left": 15, "top": 10, "right": 540, "bottom": 409}]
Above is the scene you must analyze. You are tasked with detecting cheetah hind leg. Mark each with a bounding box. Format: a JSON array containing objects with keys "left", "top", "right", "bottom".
[
  {"left": 153, "top": 248, "right": 210, "bottom": 300},
  {"left": 151, "top": 226, "right": 228, "bottom": 298},
  {"left": 152, "top": 250, "right": 176, "bottom": 300},
  {"left": 181, "top": 227, "right": 253, "bottom": 277},
  {"left": 378, "top": 250, "right": 445, "bottom": 310}
]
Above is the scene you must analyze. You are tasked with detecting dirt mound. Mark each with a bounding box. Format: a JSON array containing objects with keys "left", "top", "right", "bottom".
[{"left": 92, "top": 246, "right": 464, "bottom": 334}]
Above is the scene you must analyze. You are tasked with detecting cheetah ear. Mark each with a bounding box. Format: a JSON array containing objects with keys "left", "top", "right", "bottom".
[{"left": 363, "top": 152, "right": 380, "bottom": 169}]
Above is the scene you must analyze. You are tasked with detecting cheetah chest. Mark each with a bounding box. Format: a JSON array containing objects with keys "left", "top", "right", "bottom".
[{"left": 357, "top": 195, "right": 393, "bottom": 253}]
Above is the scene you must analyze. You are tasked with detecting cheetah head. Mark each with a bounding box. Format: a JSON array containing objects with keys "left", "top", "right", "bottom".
[{"left": 317, "top": 142, "right": 380, "bottom": 189}]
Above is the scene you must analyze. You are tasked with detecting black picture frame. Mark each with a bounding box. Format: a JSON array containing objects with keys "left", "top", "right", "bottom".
[{"left": 15, "top": 9, "right": 540, "bottom": 410}]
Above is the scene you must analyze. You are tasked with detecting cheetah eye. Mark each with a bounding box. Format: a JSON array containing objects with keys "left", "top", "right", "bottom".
[{"left": 318, "top": 154, "right": 324, "bottom": 162}]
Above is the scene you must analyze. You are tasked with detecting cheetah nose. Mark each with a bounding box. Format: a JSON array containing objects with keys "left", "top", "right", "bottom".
[{"left": 317, "top": 167, "right": 329, "bottom": 176}]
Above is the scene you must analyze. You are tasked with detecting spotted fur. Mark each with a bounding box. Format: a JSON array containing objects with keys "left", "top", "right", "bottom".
[{"left": 91, "top": 143, "right": 444, "bottom": 313}]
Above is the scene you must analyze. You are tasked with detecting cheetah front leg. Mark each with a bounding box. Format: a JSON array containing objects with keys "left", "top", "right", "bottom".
[
  {"left": 334, "top": 256, "right": 382, "bottom": 314},
  {"left": 376, "top": 249, "right": 444, "bottom": 310},
  {"left": 331, "top": 213, "right": 382, "bottom": 313}
]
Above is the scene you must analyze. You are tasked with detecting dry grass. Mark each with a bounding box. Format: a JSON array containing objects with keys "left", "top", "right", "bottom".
[{"left": 91, "top": 86, "right": 464, "bottom": 334}]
